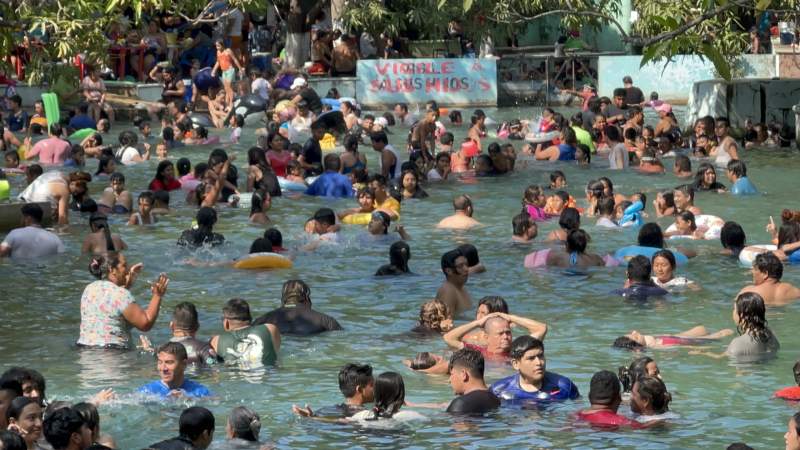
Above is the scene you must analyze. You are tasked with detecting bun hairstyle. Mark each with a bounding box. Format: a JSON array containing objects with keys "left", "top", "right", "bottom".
[
  {"left": 88, "top": 253, "right": 122, "bottom": 279},
  {"left": 228, "top": 406, "right": 261, "bottom": 442},
  {"left": 781, "top": 209, "right": 800, "bottom": 224}
]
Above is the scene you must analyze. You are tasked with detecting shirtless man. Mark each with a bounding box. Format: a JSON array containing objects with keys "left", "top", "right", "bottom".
[
  {"left": 739, "top": 252, "right": 800, "bottom": 306},
  {"left": 437, "top": 195, "right": 481, "bottom": 230},
  {"left": 711, "top": 117, "right": 740, "bottom": 165},
  {"left": 443, "top": 312, "right": 548, "bottom": 361},
  {"left": 436, "top": 249, "right": 472, "bottom": 316}
]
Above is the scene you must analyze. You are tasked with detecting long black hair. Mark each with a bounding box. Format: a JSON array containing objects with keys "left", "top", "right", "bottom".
[{"left": 368, "top": 372, "right": 405, "bottom": 420}]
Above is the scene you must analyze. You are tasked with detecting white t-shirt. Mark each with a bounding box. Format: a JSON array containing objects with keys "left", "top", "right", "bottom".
[
  {"left": 348, "top": 409, "right": 426, "bottom": 428},
  {"left": 1, "top": 226, "right": 65, "bottom": 259},
  {"left": 251, "top": 77, "right": 271, "bottom": 100},
  {"left": 116, "top": 146, "right": 140, "bottom": 165},
  {"left": 596, "top": 217, "right": 619, "bottom": 228},
  {"left": 608, "top": 142, "right": 628, "bottom": 169},
  {"left": 427, "top": 168, "right": 445, "bottom": 181}
]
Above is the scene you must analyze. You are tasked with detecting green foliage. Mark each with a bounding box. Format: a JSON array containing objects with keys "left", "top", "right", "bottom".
[{"left": 0, "top": 0, "right": 261, "bottom": 84}]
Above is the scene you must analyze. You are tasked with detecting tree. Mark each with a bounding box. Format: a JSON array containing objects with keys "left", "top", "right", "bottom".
[
  {"left": 0, "top": 0, "right": 261, "bottom": 84},
  {"left": 272, "top": 0, "right": 324, "bottom": 68}
]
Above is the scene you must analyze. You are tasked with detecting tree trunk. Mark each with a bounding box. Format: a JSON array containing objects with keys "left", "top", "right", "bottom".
[{"left": 285, "top": 31, "right": 310, "bottom": 69}]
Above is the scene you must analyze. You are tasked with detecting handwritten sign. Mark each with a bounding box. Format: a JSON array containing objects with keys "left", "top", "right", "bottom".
[{"left": 356, "top": 58, "right": 497, "bottom": 107}]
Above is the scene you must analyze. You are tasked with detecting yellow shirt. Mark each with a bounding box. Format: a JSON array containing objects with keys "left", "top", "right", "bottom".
[{"left": 375, "top": 196, "right": 401, "bottom": 217}]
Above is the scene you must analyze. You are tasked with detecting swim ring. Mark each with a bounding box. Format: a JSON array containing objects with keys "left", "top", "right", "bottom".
[
  {"left": 666, "top": 215, "right": 724, "bottom": 240},
  {"left": 189, "top": 113, "right": 213, "bottom": 128},
  {"left": 525, "top": 130, "right": 560, "bottom": 144},
  {"left": 342, "top": 213, "right": 371, "bottom": 225},
  {"left": 738, "top": 245, "right": 777, "bottom": 267},
  {"left": 233, "top": 252, "right": 293, "bottom": 269}
]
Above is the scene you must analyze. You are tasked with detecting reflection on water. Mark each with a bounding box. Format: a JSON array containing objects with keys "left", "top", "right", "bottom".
[{"left": 1, "top": 106, "right": 799, "bottom": 448}]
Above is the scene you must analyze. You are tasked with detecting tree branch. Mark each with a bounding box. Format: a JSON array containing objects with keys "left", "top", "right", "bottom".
[{"left": 171, "top": 2, "right": 233, "bottom": 26}]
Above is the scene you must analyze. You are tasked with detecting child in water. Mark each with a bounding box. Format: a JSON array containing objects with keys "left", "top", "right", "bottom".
[
  {"left": 285, "top": 161, "right": 307, "bottom": 185},
  {"left": 128, "top": 191, "right": 157, "bottom": 225}
]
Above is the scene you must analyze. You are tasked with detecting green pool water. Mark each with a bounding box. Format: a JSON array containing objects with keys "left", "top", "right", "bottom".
[{"left": 1, "top": 106, "right": 799, "bottom": 449}]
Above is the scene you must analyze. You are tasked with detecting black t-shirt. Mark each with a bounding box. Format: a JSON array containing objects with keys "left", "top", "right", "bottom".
[
  {"left": 302, "top": 138, "right": 323, "bottom": 176},
  {"left": 149, "top": 436, "right": 195, "bottom": 450},
  {"left": 625, "top": 87, "right": 645, "bottom": 106},
  {"left": 446, "top": 389, "right": 500, "bottom": 415},
  {"left": 253, "top": 305, "right": 342, "bottom": 336},
  {"left": 375, "top": 264, "right": 408, "bottom": 276},
  {"left": 314, "top": 403, "right": 364, "bottom": 418},
  {"left": 177, "top": 229, "right": 225, "bottom": 248},
  {"left": 255, "top": 167, "right": 282, "bottom": 197}
]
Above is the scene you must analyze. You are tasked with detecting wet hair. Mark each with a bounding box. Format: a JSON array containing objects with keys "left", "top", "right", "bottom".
[
  {"left": 313, "top": 207, "right": 336, "bottom": 227},
  {"left": 549, "top": 170, "right": 566, "bottom": 185},
  {"left": 638, "top": 223, "right": 665, "bottom": 248},
  {"left": 652, "top": 249, "right": 677, "bottom": 270},
  {"left": 43, "top": 407, "right": 85, "bottom": 450},
  {"left": 6, "top": 396, "right": 38, "bottom": 422},
  {"left": 575, "top": 144, "right": 591, "bottom": 163},
  {"left": 478, "top": 296, "right": 508, "bottom": 314},
  {"left": 606, "top": 125, "right": 621, "bottom": 142},
  {"left": 281, "top": 279, "right": 311, "bottom": 306},
  {"left": 409, "top": 352, "right": 438, "bottom": 370},
  {"left": 675, "top": 154, "right": 691, "bottom": 173},
  {"left": 634, "top": 376, "right": 671, "bottom": 414},
  {"left": 249, "top": 237, "right": 273, "bottom": 254},
  {"left": 109, "top": 172, "right": 125, "bottom": 185},
  {"left": 95, "top": 155, "right": 115, "bottom": 175},
  {"left": 370, "top": 131, "right": 388, "bottom": 145},
  {"left": 179, "top": 406, "right": 215, "bottom": 441},
  {"left": 73, "top": 402, "right": 99, "bottom": 435},
  {"left": 778, "top": 221, "right": 800, "bottom": 249},
  {"left": 522, "top": 185, "right": 545, "bottom": 206},
  {"left": 153, "top": 160, "right": 175, "bottom": 185},
  {"left": 677, "top": 210, "right": 697, "bottom": 231},
  {"left": 509, "top": 335, "right": 544, "bottom": 360},
  {"left": 196, "top": 206, "right": 217, "bottom": 231},
  {"left": 228, "top": 406, "right": 261, "bottom": 442},
  {"left": 176, "top": 158, "right": 191, "bottom": 176},
  {"left": 338, "top": 363, "right": 373, "bottom": 398},
  {"left": 588, "top": 370, "right": 621, "bottom": 406},
  {"left": 163, "top": 127, "right": 175, "bottom": 141},
  {"left": 153, "top": 190, "right": 170, "bottom": 207},
  {"left": 156, "top": 342, "right": 188, "bottom": 362},
  {"left": 565, "top": 229, "right": 589, "bottom": 253},
  {"left": 720, "top": 222, "right": 746, "bottom": 255},
  {"left": 627, "top": 255, "right": 652, "bottom": 283},
  {"left": 674, "top": 184, "right": 695, "bottom": 204},
  {"left": 250, "top": 189, "right": 270, "bottom": 215},
  {"left": 264, "top": 228, "right": 283, "bottom": 247},
  {"left": 727, "top": 443, "right": 755, "bottom": 450},
  {"left": 0, "top": 430, "right": 26, "bottom": 450},
  {"left": 558, "top": 207, "right": 581, "bottom": 231},
  {"left": 418, "top": 300, "right": 451, "bottom": 332},
  {"left": 172, "top": 302, "right": 200, "bottom": 332},
  {"left": 586, "top": 180, "right": 605, "bottom": 199},
  {"left": 323, "top": 153, "right": 341, "bottom": 172},
  {"left": 440, "top": 132, "right": 454, "bottom": 145},
  {"left": 597, "top": 196, "right": 615, "bottom": 216},
  {"left": 512, "top": 212, "right": 536, "bottom": 237},
  {"left": 440, "top": 248, "right": 464, "bottom": 275},
  {"left": 598, "top": 177, "right": 614, "bottom": 194},
  {"left": 223, "top": 298, "right": 252, "bottom": 322},
  {"left": 448, "top": 347, "right": 485, "bottom": 379},
  {"left": 456, "top": 243, "right": 480, "bottom": 267},
  {"left": 117, "top": 130, "right": 137, "bottom": 147},
  {"left": 727, "top": 159, "right": 747, "bottom": 178},
  {"left": 754, "top": 252, "right": 783, "bottom": 281},
  {"left": 368, "top": 372, "right": 405, "bottom": 420},
  {"left": 619, "top": 356, "right": 655, "bottom": 392},
  {"left": 613, "top": 336, "right": 645, "bottom": 351},
  {"left": 388, "top": 241, "right": 411, "bottom": 272},
  {"left": 735, "top": 292, "right": 770, "bottom": 342},
  {"left": 560, "top": 127, "right": 577, "bottom": 146}
]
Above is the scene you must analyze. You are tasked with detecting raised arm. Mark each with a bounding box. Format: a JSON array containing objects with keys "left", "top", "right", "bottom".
[
  {"left": 499, "top": 312, "right": 548, "bottom": 340},
  {"left": 443, "top": 316, "right": 489, "bottom": 349},
  {"left": 122, "top": 273, "right": 168, "bottom": 332}
]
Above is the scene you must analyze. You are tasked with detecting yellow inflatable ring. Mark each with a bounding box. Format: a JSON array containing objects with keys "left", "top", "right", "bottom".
[
  {"left": 342, "top": 212, "right": 371, "bottom": 225},
  {"left": 233, "top": 252, "right": 293, "bottom": 270}
]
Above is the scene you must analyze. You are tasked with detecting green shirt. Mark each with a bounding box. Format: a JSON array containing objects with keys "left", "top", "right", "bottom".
[
  {"left": 572, "top": 126, "right": 596, "bottom": 154},
  {"left": 216, "top": 324, "right": 277, "bottom": 366}
]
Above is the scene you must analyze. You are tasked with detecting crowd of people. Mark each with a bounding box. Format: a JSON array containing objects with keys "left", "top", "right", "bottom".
[{"left": 2, "top": 64, "right": 800, "bottom": 449}]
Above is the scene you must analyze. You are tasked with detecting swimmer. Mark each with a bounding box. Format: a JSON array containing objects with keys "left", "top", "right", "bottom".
[
  {"left": 511, "top": 212, "right": 538, "bottom": 243},
  {"left": 463, "top": 296, "right": 508, "bottom": 345},
  {"left": 637, "top": 147, "right": 665, "bottom": 174},
  {"left": 692, "top": 162, "right": 726, "bottom": 192},
  {"left": 738, "top": 252, "right": 800, "bottom": 306},
  {"left": 293, "top": 364, "right": 375, "bottom": 418},
  {"left": 546, "top": 207, "right": 580, "bottom": 242},
  {"left": 428, "top": 152, "right": 451, "bottom": 181},
  {"left": 785, "top": 411, "right": 800, "bottom": 450},
  {"left": 210, "top": 298, "right": 281, "bottom": 366},
  {"left": 443, "top": 312, "right": 547, "bottom": 362},
  {"left": 147, "top": 407, "right": 215, "bottom": 450},
  {"left": 137, "top": 342, "right": 212, "bottom": 398},
  {"left": 253, "top": 279, "right": 342, "bottom": 336},
  {"left": 435, "top": 248, "right": 472, "bottom": 316},
  {"left": 690, "top": 292, "right": 779, "bottom": 360},
  {"left": 17, "top": 171, "right": 88, "bottom": 225},
  {"left": 436, "top": 194, "right": 481, "bottom": 230},
  {"left": 98, "top": 172, "right": 133, "bottom": 215},
  {"left": 81, "top": 213, "right": 127, "bottom": 255},
  {"left": 365, "top": 211, "right": 410, "bottom": 242},
  {"left": 42, "top": 406, "right": 94, "bottom": 450},
  {"left": 223, "top": 406, "right": 262, "bottom": 446},
  {"left": 576, "top": 370, "right": 644, "bottom": 428},
  {"left": 664, "top": 211, "right": 707, "bottom": 239},
  {"left": 652, "top": 190, "right": 676, "bottom": 218},
  {"left": 629, "top": 376, "right": 673, "bottom": 423},
  {"left": 549, "top": 170, "right": 567, "bottom": 189},
  {"left": 177, "top": 207, "right": 225, "bottom": 248},
  {"left": 490, "top": 335, "right": 579, "bottom": 404},
  {"left": 673, "top": 154, "right": 692, "bottom": 178},
  {"left": 545, "top": 229, "right": 606, "bottom": 267},
  {"left": 651, "top": 250, "right": 697, "bottom": 290},
  {"left": 249, "top": 190, "right": 271, "bottom": 225},
  {"left": 773, "top": 361, "right": 800, "bottom": 401},
  {"left": 6, "top": 397, "right": 44, "bottom": 449},
  {"left": 375, "top": 241, "right": 412, "bottom": 275},
  {"left": 726, "top": 159, "right": 758, "bottom": 195},
  {"left": 264, "top": 228, "right": 288, "bottom": 253},
  {"left": 522, "top": 185, "right": 550, "bottom": 222},
  {"left": 613, "top": 326, "right": 733, "bottom": 350},
  {"left": 446, "top": 348, "right": 500, "bottom": 414},
  {"left": 128, "top": 191, "right": 157, "bottom": 225},
  {"left": 612, "top": 255, "right": 669, "bottom": 300},
  {"left": 338, "top": 188, "right": 376, "bottom": 221},
  {"left": 595, "top": 197, "right": 619, "bottom": 228},
  {"left": 720, "top": 221, "right": 746, "bottom": 257},
  {"left": 346, "top": 372, "right": 425, "bottom": 424},
  {"left": 618, "top": 356, "right": 661, "bottom": 395},
  {"left": 543, "top": 190, "right": 569, "bottom": 216},
  {"left": 409, "top": 299, "right": 453, "bottom": 334},
  {"left": 368, "top": 174, "right": 400, "bottom": 220},
  {"left": 672, "top": 184, "right": 701, "bottom": 215}
]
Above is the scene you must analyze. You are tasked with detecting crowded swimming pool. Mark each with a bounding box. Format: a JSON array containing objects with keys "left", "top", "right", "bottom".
[{"left": 1, "top": 107, "right": 799, "bottom": 449}]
